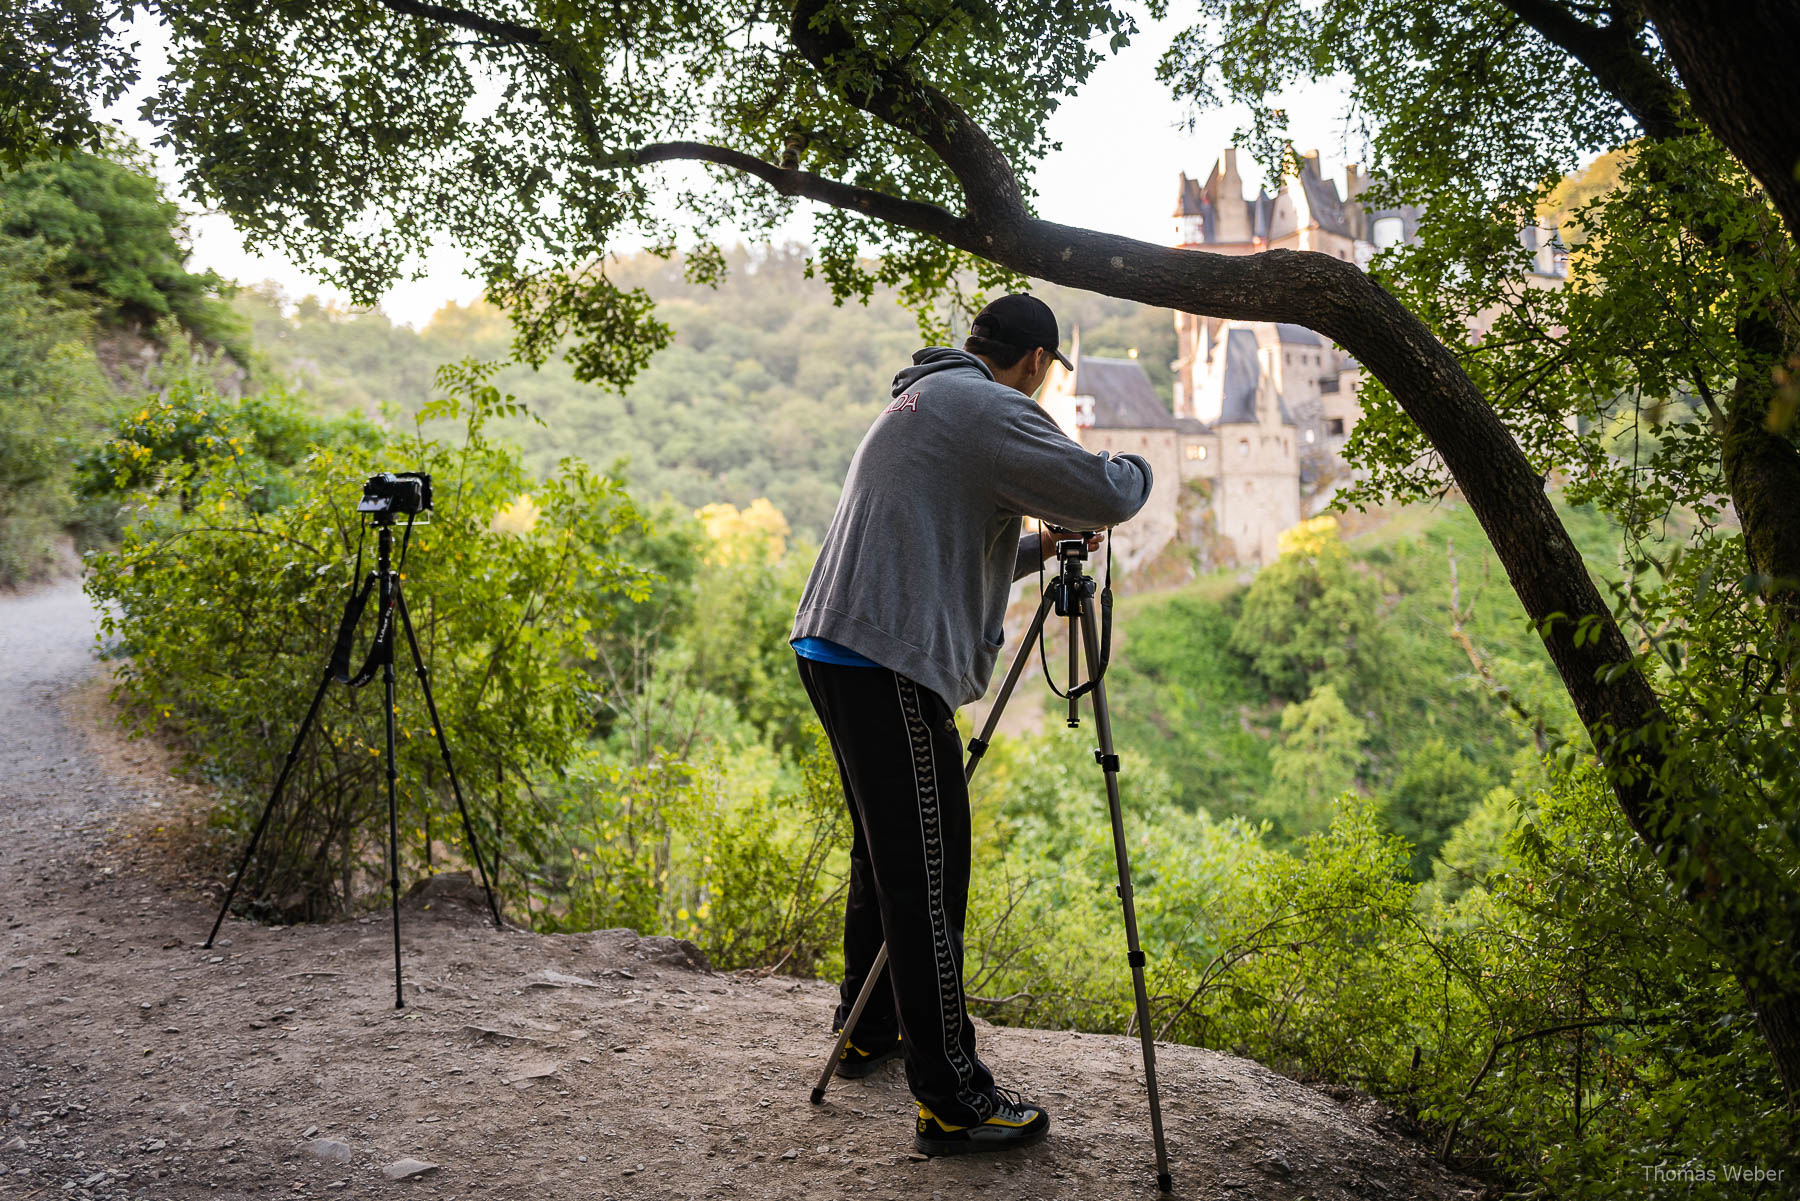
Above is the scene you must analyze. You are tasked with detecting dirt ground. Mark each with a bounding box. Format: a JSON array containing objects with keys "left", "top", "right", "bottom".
[{"left": 1, "top": 581, "right": 1493, "bottom": 1201}]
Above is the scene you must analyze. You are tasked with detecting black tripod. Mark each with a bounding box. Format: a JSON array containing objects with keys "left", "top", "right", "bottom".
[
  {"left": 203, "top": 510, "right": 504, "bottom": 1008},
  {"left": 810, "top": 533, "right": 1173, "bottom": 1194}
]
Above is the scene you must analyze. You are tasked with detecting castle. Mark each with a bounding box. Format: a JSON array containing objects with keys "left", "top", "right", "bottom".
[{"left": 1039, "top": 148, "right": 1568, "bottom": 570}]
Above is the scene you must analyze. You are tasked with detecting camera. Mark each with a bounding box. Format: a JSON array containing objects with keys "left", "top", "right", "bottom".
[{"left": 357, "top": 471, "right": 433, "bottom": 516}]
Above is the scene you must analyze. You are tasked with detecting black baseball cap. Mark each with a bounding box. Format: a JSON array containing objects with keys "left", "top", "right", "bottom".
[{"left": 969, "top": 293, "right": 1074, "bottom": 370}]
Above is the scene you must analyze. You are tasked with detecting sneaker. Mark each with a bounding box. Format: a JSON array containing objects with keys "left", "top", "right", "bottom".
[
  {"left": 835, "top": 1030, "right": 902, "bottom": 1079},
  {"left": 914, "top": 1086, "right": 1049, "bottom": 1156}
]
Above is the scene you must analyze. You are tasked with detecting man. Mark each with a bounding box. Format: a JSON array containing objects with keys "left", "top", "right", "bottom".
[{"left": 789, "top": 293, "right": 1153, "bottom": 1156}]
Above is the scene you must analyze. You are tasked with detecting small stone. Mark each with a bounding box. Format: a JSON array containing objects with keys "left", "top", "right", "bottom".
[
  {"left": 83, "top": 1171, "right": 107, "bottom": 1185},
  {"left": 782, "top": 1149, "right": 800, "bottom": 1160},
  {"left": 530, "top": 969, "right": 600, "bottom": 989},
  {"left": 305, "top": 1139, "right": 352, "bottom": 1164},
  {"left": 300, "top": 1127, "right": 318, "bottom": 1139},
  {"left": 382, "top": 1158, "right": 438, "bottom": 1180}
]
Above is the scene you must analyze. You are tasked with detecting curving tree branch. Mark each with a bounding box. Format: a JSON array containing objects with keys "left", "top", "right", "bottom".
[
  {"left": 1493, "top": 0, "right": 1685, "bottom": 139},
  {"left": 625, "top": 140, "right": 975, "bottom": 242},
  {"left": 786, "top": 0, "right": 1029, "bottom": 224}
]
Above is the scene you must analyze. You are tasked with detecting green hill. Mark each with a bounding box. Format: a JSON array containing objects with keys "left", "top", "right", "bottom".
[
  {"left": 1100, "top": 497, "right": 1619, "bottom": 873},
  {"left": 236, "top": 245, "right": 1176, "bottom": 538}
]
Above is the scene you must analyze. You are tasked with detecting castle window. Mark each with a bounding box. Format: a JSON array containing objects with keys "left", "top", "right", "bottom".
[
  {"left": 1327, "top": 417, "right": 1346, "bottom": 436},
  {"left": 1305, "top": 428, "right": 1316, "bottom": 444},
  {"left": 1238, "top": 439, "right": 1250, "bottom": 457},
  {"left": 1185, "top": 444, "right": 1206, "bottom": 461}
]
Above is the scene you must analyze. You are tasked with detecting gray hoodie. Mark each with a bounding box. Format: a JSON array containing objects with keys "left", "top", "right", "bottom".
[{"left": 791, "top": 347, "right": 1154, "bottom": 710}]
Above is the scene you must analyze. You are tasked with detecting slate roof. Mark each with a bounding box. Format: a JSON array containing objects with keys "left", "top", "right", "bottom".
[
  {"left": 1220, "top": 329, "right": 1296, "bottom": 427},
  {"left": 1248, "top": 189, "right": 1274, "bottom": 241},
  {"left": 1274, "top": 323, "right": 1321, "bottom": 346},
  {"left": 1297, "top": 159, "right": 1353, "bottom": 237},
  {"left": 1174, "top": 170, "right": 1273, "bottom": 245},
  {"left": 1071, "top": 356, "right": 1176, "bottom": 430},
  {"left": 1173, "top": 172, "right": 1206, "bottom": 217}
]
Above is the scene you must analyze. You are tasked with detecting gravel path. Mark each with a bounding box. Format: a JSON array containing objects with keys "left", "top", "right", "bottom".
[{"left": 0, "top": 580, "right": 1492, "bottom": 1201}]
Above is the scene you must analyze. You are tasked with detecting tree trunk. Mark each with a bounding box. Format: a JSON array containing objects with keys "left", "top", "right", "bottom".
[
  {"left": 950, "top": 219, "right": 1800, "bottom": 1100},
  {"left": 1642, "top": 0, "right": 1800, "bottom": 252},
  {"left": 1724, "top": 312, "right": 1800, "bottom": 648}
]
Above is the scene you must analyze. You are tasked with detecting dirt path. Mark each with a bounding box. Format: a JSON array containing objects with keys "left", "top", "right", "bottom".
[{"left": 1, "top": 581, "right": 1489, "bottom": 1201}]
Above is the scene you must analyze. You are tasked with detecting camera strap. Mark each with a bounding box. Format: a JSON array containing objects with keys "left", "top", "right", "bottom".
[
  {"left": 328, "top": 572, "right": 395, "bottom": 688},
  {"left": 1067, "top": 535, "right": 1114, "bottom": 700},
  {"left": 1035, "top": 530, "right": 1115, "bottom": 700}
]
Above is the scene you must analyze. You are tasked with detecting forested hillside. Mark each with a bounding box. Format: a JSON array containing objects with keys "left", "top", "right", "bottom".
[{"left": 237, "top": 246, "right": 1178, "bottom": 538}]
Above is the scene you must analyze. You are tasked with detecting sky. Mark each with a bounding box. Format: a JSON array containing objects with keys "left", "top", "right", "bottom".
[{"left": 102, "top": 16, "right": 1363, "bottom": 331}]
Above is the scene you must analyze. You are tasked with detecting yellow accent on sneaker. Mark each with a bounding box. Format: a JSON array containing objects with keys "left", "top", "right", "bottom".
[{"left": 917, "top": 1104, "right": 968, "bottom": 1133}]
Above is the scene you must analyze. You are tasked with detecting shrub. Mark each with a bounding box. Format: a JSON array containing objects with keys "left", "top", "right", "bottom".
[{"left": 85, "top": 361, "right": 654, "bottom": 920}]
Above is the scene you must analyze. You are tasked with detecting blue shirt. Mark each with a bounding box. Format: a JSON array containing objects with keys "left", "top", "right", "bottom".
[{"left": 791, "top": 636, "right": 883, "bottom": 669}]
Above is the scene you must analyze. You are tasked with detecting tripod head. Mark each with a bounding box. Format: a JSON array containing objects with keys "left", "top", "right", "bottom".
[{"left": 1047, "top": 527, "right": 1099, "bottom": 618}]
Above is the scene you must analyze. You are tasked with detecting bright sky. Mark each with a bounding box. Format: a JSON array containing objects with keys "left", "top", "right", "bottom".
[{"left": 103, "top": 16, "right": 1362, "bottom": 330}]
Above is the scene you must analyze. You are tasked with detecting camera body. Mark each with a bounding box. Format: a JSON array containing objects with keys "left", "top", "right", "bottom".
[{"left": 357, "top": 471, "right": 434, "bottom": 516}]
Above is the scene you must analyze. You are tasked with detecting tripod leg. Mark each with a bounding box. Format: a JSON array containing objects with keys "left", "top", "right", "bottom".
[
  {"left": 814, "top": 586, "right": 1054, "bottom": 1103},
  {"left": 205, "top": 666, "right": 335, "bottom": 948},
  {"left": 811, "top": 942, "right": 889, "bottom": 1104},
  {"left": 964, "top": 586, "right": 1057, "bottom": 783},
  {"left": 396, "top": 586, "right": 504, "bottom": 929},
  {"left": 1079, "top": 604, "right": 1173, "bottom": 1193},
  {"left": 382, "top": 570, "right": 405, "bottom": 1010}
]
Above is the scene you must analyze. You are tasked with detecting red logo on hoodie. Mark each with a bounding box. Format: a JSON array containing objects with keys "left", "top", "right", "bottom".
[{"left": 884, "top": 391, "right": 920, "bottom": 414}]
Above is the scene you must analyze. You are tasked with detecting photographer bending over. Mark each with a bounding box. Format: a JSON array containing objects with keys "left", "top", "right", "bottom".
[{"left": 790, "top": 293, "right": 1153, "bottom": 1156}]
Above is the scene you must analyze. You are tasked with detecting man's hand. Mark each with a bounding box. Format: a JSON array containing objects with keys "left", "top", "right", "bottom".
[{"left": 1037, "top": 528, "right": 1105, "bottom": 560}]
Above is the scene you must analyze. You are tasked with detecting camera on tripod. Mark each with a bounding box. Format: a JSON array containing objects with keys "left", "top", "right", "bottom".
[{"left": 357, "top": 471, "right": 434, "bottom": 516}]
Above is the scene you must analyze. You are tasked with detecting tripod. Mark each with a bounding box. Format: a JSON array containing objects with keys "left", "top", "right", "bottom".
[
  {"left": 203, "top": 511, "right": 504, "bottom": 1008},
  {"left": 810, "top": 535, "right": 1173, "bottom": 1193}
]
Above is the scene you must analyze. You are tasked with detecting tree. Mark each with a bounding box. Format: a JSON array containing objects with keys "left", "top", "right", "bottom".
[
  {"left": 1229, "top": 516, "right": 1386, "bottom": 703},
  {"left": 1386, "top": 736, "right": 1492, "bottom": 880},
  {"left": 1267, "top": 682, "right": 1367, "bottom": 840},
  {"left": 9, "top": 0, "right": 1800, "bottom": 1097},
  {"left": 0, "top": 231, "right": 114, "bottom": 582},
  {"left": 0, "top": 139, "right": 247, "bottom": 357}
]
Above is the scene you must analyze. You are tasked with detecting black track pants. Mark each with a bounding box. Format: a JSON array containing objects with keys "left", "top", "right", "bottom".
[{"left": 796, "top": 654, "right": 997, "bottom": 1126}]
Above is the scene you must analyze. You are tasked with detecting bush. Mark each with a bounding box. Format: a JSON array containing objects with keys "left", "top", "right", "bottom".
[
  {"left": 0, "top": 234, "right": 116, "bottom": 583},
  {"left": 85, "top": 361, "right": 654, "bottom": 920}
]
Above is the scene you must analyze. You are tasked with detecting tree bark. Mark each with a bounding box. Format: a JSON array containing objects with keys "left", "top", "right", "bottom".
[
  {"left": 1724, "top": 313, "right": 1800, "bottom": 646},
  {"left": 1640, "top": 0, "right": 1800, "bottom": 252}
]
